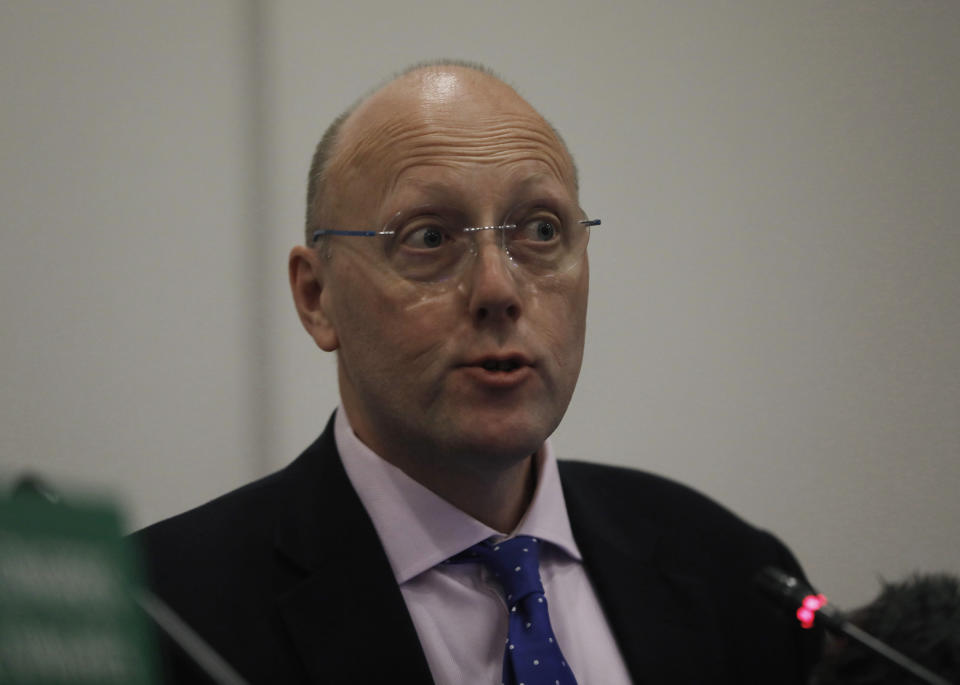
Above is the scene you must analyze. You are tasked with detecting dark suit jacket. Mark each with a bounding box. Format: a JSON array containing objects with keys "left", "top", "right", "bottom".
[{"left": 135, "top": 415, "right": 821, "bottom": 683}]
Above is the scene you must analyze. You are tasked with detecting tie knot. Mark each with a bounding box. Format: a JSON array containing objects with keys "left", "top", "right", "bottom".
[{"left": 455, "top": 535, "right": 544, "bottom": 604}]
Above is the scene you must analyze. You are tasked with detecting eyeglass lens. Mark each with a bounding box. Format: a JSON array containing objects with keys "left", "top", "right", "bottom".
[{"left": 381, "top": 203, "right": 592, "bottom": 283}]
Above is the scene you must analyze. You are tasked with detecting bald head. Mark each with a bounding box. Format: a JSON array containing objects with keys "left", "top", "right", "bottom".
[{"left": 304, "top": 61, "right": 577, "bottom": 242}]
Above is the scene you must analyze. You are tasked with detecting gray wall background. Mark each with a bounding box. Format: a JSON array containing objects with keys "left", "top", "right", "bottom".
[{"left": 2, "top": 1, "right": 957, "bottom": 610}]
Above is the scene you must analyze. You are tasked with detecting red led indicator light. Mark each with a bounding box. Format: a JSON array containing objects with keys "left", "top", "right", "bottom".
[{"left": 795, "top": 593, "right": 828, "bottom": 629}]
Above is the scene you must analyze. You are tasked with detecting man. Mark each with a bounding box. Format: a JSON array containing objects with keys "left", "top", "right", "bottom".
[{"left": 137, "top": 61, "right": 821, "bottom": 683}]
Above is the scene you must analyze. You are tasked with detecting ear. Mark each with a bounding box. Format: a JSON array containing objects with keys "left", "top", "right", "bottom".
[{"left": 289, "top": 245, "right": 339, "bottom": 351}]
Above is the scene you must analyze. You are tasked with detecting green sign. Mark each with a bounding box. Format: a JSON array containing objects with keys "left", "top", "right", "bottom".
[{"left": 0, "top": 492, "right": 157, "bottom": 684}]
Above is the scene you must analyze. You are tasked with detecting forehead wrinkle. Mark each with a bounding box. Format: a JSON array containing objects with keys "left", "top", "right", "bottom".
[
  {"left": 389, "top": 151, "right": 567, "bottom": 194},
  {"left": 337, "top": 111, "right": 573, "bottom": 183},
  {"left": 382, "top": 173, "right": 572, "bottom": 225}
]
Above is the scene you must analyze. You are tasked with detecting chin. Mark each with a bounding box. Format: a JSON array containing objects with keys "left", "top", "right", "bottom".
[{"left": 444, "top": 414, "right": 555, "bottom": 464}]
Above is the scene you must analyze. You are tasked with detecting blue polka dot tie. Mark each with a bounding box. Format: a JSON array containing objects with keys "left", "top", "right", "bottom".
[{"left": 452, "top": 536, "right": 578, "bottom": 685}]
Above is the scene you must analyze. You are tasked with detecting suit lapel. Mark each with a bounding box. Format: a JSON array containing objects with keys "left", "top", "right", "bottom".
[
  {"left": 559, "top": 463, "right": 725, "bottom": 683},
  {"left": 272, "top": 418, "right": 434, "bottom": 683}
]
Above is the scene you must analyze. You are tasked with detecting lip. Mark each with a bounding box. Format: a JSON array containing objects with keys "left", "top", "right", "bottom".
[
  {"left": 456, "top": 353, "right": 535, "bottom": 389},
  {"left": 457, "top": 364, "right": 534, "bottom": 389}
]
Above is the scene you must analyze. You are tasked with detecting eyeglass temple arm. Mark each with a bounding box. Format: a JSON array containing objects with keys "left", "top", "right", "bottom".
[{"left": 311, "top": 228, "right": 391, "bottom": 244}]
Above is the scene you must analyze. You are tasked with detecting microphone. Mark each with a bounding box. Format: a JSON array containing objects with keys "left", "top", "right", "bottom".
[{"left": 754, "top": 567, "right": 952, "bottom": 685}]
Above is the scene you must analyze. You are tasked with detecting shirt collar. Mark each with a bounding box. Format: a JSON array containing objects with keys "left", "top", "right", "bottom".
[{"left": 334, "top": 406, "right": 582, "bottom": 584}]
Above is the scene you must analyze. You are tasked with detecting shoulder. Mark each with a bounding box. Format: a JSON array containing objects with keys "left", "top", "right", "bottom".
[
  {"left": 557, "top": 459, "right": 801, "bottom": 601},
  {"left": 134, "top": 416, "right": 339, "bottom": 564},
  {"left": 129, "top": 423, "right": 344, "bottom": 680},
  {"left": 558, "top": 458, "right": 719, "bottom": 504},
  {"left": 559, "top": 460, "right": 823, "bottom": 681},
  {"left": 131, "top": 454, "right": 308, "bottom": 636},
  {"left": 134, "top": 465, "right": 290, "bottom": 571},
  {"left": 558, "top": 459, "right": 765, "bottom": 542},
  {"left": 131, "top": 420, "right": 343, "bottom": 610}
]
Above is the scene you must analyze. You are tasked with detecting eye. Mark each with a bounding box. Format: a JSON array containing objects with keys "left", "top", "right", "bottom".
[
  {"left": 396, "top": 219, "right": 455, "bottom": 250},
  {"left": 405, "top": 226, "right": 446, "bottom": 249},
  {"left": 517, "top": 214, "right": 563, "bottom": 243},
  {"left": 531, "top": 220, "right": 557, "bottom": 241}
]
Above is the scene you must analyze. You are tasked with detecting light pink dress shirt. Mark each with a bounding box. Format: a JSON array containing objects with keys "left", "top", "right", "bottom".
[{"left": 335, "top": 407, "right": 633, "bottom": 685}]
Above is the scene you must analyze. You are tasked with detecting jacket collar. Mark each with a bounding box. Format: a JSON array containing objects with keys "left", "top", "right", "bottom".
[{"left": 272, "top": 415, "right": 434, "bottom": 683}]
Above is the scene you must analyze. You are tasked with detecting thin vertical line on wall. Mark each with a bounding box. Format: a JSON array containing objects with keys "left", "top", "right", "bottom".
[{"left": 243, "top": 0, "right": 272, "bottom": 476}]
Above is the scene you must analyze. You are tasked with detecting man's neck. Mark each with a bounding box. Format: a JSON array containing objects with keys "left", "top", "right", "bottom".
[
  {"left": 337, "top": 398, "right": 543, "bottom": 532},
  {"left": 383, "top": 449, "right": 539, "bottom": 533},
  {"left": 347, "top": 424, "right": 538, "bottom": 533}
]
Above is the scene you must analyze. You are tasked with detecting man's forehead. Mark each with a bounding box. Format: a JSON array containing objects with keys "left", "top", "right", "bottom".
[{"left": 391, "top": 169, "right": 574, "bottom": 209}]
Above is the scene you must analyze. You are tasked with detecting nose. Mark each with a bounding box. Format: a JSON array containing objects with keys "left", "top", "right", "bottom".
[{"left": 466, "top": 238, "right": 522, "bottom": 325}]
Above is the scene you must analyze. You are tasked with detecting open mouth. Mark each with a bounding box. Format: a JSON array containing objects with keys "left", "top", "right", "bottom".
[
  {"left": 480, "top": 358, "right": 523, "bottom": 372},
  {"left": 461, "top": 355, "right": 532, "bottom": 387}
]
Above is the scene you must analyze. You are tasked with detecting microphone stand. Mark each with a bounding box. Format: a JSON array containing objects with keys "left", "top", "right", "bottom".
[{"left": 136, "top": 590, "right": 250, "bottom": 685}]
